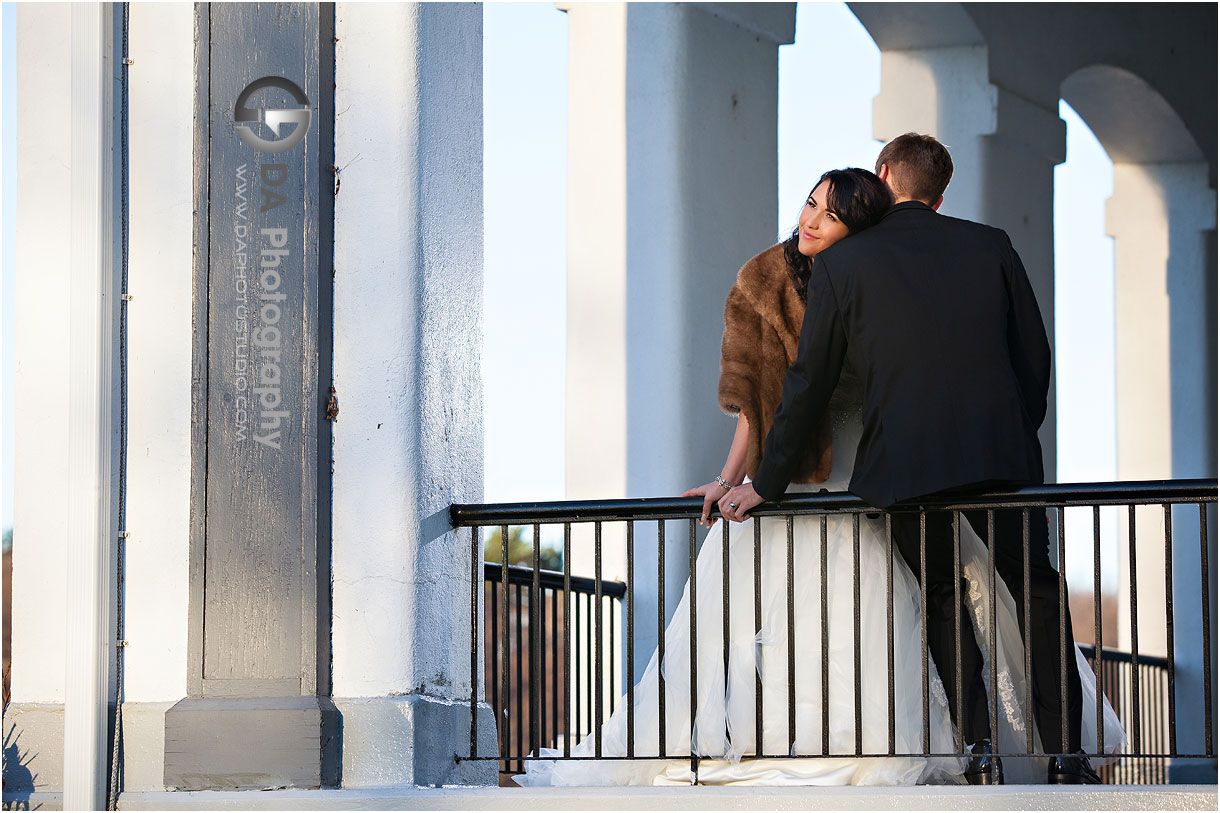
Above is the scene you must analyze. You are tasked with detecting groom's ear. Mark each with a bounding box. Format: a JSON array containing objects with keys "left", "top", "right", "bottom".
[{"left": 931, "top": 195, "right": 944, "bottom": 212}]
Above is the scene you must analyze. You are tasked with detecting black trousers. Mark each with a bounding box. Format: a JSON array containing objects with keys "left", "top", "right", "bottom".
[{"left": 889, "top": 506, "right": 1084, "bottom": 753}]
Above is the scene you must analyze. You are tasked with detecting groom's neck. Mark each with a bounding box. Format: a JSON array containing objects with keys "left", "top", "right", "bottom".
[{"left": 891, "top": 192, "right": 943, "bottom": 211}]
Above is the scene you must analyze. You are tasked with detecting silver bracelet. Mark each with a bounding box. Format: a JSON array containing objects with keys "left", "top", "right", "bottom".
[{"left": 715, "top": 475, "right": 737, "bottom": 490}]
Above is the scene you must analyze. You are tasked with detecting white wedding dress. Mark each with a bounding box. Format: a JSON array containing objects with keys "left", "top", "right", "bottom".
[{"left": 516, "top": 372, "right": 1126, "bottom": 786}]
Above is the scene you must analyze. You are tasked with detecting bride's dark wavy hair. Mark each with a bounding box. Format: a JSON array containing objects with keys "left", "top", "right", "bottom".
[{"left": 783, "top": 168, "right": 892, "bottom": 300}]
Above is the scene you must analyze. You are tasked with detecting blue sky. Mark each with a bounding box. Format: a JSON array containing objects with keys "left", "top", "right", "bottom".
[{"left": 0, "top": 2, "right": 1117, "bottom": 585}]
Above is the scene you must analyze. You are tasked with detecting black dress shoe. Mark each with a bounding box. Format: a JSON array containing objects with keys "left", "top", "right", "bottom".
[
  {"left": 1047, "top": 751, "right": 1102, "bottom": 784},
  {"left": 964, "top": 740, "right": 1005, "bottom": 785}
]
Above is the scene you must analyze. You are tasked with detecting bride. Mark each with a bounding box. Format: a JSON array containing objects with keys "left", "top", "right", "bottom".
[{"left": 515, "top": 169, "right": 1125, "bottom": 787}]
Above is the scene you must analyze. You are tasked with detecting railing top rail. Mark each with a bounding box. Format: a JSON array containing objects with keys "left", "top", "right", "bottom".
[
  {"left": 451, "top": 478, "right": 1217, "bottom": 526},
  {"left": 1076, "top": 642, "right": 1170, "bottom": 669},
  {"left": 483, "top": 561, "right": 627, "bottom": 599}
]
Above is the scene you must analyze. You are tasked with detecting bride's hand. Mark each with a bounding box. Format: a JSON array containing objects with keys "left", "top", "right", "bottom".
[
  {"left": 682, "top": 482, "right": 728, "bottom": 528},
  {"left": 719, "top": 483, "right": 763, "bottom": 523}
]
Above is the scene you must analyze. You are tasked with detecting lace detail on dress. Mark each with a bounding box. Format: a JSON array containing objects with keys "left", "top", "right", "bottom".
[
  {"left": 965, "top": 568, "right": 987, "bottom": 632},
  {"left": 996, "top": 669, "right": 1027, "bottom": 739},
  {"left": 928, "top": 656, "right": 950, "bottom": 711}
]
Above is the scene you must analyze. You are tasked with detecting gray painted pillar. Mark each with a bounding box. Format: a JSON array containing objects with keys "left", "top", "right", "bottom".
[
  {"left": 162, "top": 2, "right": 338, "bottom": 791},
  {"left": 562, "top": 2, "right": 796, "bottom": 685}
]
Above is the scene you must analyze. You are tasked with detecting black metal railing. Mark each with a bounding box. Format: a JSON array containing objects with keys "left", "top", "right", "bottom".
[
  {"left": 483, "top": 560, "right": 626, "bottom": 777},
  {"left": 1077, "top": 644, "right": 1171, "bottom": 784},
  {"left": 454, "top": 479, "right": 1216, "bottom": 784}
]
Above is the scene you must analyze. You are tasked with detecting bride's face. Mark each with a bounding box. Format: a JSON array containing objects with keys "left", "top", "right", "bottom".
[{"left": 796, "top": 181, "right": 850, "bottom": 257}]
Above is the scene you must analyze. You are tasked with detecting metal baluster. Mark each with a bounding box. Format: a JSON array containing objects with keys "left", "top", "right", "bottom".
[
  {"left": 609, "top": 592, "right": 616, "bottom": 716},
  {"left": 787, "top": 514, "right": 796, "bottom": 755},
  {"left": 1128, "top": 504, "right": 1141, "bottom": 755},
  {"left": 1152, "top": 657, "right": 1164, "bottom": 777},
  {"left": 563, "top": 523, "right": 572, "bottom": 758},
  {"left": 489, "top": 577, "right": 499, "bottom": 762},
  {"left": 1118, "top": 656, "right": 1128, "bottom": 782},
  {"left": 658, "top": 521, "right": 667, "bottom": 757},
  {"left": 722, "top": 519, "right": 731, "bottom": 754},
  {"left": 587, "top": 592, "right": 593, "bottom": 737},
  {"left": 501, "top": 525, "right": 510, "bottom": 771},
  {"left": 532, "top": 525, "right": 541, "bottom": 762},
  {"left": 1141, "top": 659, "right": 1150, "bottom": 776},
  {"left": 516, "top": 582, "right": 524, "bottom": 773},
  {"left": 1200, "top": 503, "right": 1213, "bottom": 757},
  {"left": 689, "top": 518, "right": 699, "bottom": 782},
  {"left": 1093, "top": 506, "right": 1104, "bottom": 755},
  {"left": 953, "top": 511, "right": 963, "bottom": 755},
  {"left": 988, "top": 509, "right": 998, "bottom": 770},
  {"left": 820, "top": 513, "right": 829, "bottom": 756},
  {"left": 920, "top": 510, "right": 930, "bottom": 755},
  {"left": 627, "top": 521, "right": 635, "bottom": 757},
  {"left": 853, "top": 512, "right": 862, "bottom": 756},
  {"left": 1023, "top": 509, "right": 1033, "bottom": 754},
  {"left": 540, "top": 587, "right": 548, "bottom": 749},
  {"left": 1151, "top": 659, "right": 1161, "bottom": 781},
  {"left": 595, "top": 521, "right": 603, "bottom": 757},
  {"left": 754, "top": 517, "right": 763, "bottom": 757},
  {"left": 552, "top": 582, "right": 559, "bottom": 750},
  {"left": 886, "top": 513, "right": 895, "bottom": 756},
  {"left": 574, "top": 574, "right": 582, "bottom": 741},
  {"left": 1057, "top": 507, "right": 1069, "bottom": 756},
  {"left": 1163, "top": 504, "right": 1176, "bottom": 755},
  {"left": 551, "top": 578, "right": 558, "bottom": 751},
  {"left": 470, "top": 526, "right": 480, "bottom": 759}
]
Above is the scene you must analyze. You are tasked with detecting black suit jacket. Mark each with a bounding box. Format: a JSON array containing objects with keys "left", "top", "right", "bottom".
[{"left": 751, "top": 201, "right": 1051, "bottom": 508}]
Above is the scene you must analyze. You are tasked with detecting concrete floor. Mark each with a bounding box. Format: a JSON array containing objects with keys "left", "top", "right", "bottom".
[{"left": 102, "top": 784, "right": 1218, "bottom": 811}]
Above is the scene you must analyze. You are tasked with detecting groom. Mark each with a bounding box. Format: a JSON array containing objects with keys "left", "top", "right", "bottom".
[{"left": 720, "top": 133, "right": 1100, "bottom": 784}]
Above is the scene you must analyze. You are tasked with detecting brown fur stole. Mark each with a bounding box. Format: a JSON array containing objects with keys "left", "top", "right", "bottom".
[{"left": 717, "top": 243, "right": 833, "bottom": 484}]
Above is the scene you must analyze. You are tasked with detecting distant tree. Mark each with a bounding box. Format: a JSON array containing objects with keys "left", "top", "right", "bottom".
[{"left": 483, "top": 525, "right": 562, "bottom": 571}]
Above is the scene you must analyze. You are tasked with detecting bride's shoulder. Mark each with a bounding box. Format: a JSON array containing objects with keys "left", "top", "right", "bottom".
[{"left": 734, "top": 243, "right": 789, "bottom": 289}]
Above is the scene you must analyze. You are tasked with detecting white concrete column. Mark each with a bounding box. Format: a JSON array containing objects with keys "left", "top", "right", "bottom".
[
  {"left": 64, "top": 2, "right": 121, "bottom": 809},
  {"left": 7, "top": 1, "right": 76, "bottom": 802},
  {"left": 11, "top": 0, "right": 73, "bottom": 710},
  {"left": 331, "top": 2, "right": 494, "bottom": 787},
  {"left": 1109, "top": 162, "right": 1217, "bottom": 768},
  {"left": 9, "top": 4, "right": 194, "bottom": 799},
  {"left": 563, "top": 1, "right": 795, "bottom": 685},
  {"left": 115, "top": 1, "right": 197, "bottom": 792},
  {"left": 873, "top": 49, "right": 1065, "bottom": 480},
  {"left": 873, "top": 45, "right": 996, "bottom": 222}
]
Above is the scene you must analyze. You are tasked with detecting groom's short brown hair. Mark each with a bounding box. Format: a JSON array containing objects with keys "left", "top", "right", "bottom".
[{"left": 875, "top": 133, "right": 954, "bottom": 204}]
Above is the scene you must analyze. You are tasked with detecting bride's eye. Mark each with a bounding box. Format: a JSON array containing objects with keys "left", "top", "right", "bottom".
[{"left": 826, "top": 212, "right": 838, "bottom": 222}]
